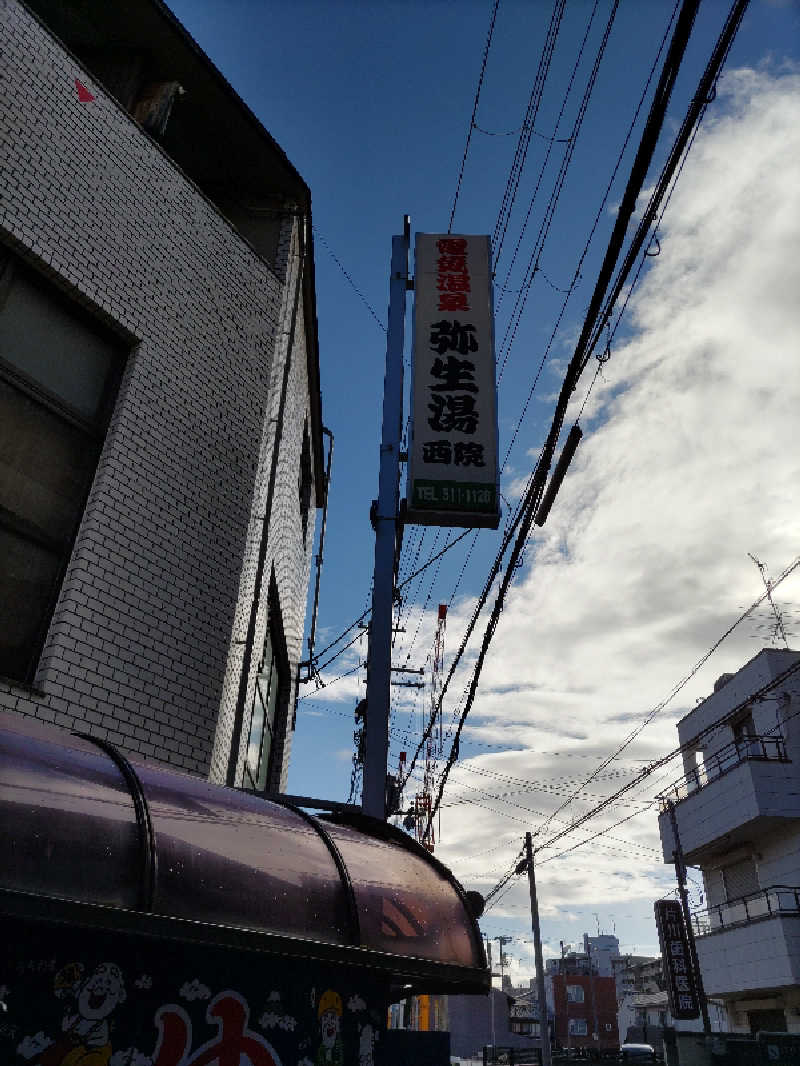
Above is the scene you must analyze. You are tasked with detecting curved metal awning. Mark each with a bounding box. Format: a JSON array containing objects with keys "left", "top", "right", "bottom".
[{"left": 0, "top": 711, "right": 488, "bottom": 992}]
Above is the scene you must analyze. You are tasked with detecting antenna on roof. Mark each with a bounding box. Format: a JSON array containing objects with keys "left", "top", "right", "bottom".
[{"left": 748, "top": 553, "right": 790, "bottom": 647}]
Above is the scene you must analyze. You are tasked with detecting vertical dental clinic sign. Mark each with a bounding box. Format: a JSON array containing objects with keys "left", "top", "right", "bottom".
[
  {"left": 407, "top": 234, "right": 500, "bottom": 528},
  {"left": 654, "top": 899, "right": 701, "bottom": 1020}
]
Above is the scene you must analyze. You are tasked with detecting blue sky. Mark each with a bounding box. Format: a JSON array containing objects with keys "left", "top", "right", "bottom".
[{"left": 168, "top": 0, "right": 800, "bottom": 974}]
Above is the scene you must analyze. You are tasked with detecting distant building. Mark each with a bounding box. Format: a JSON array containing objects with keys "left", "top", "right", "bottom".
[
  {"left": 543, "top": 937, "right": 621, "bottom": 1053},
  {"left": 611, "top": 953, "right": 658, "bottom": 1005},
  {"left": 550, "top": 973, "right": 620, "bottom": 1053},
  {"left": 615, "top": 956, "right": 725, "bottom": 1047},
  {"left": 584, "top": 933, "right": 621, "bottom": 977},
  {"left": 657, "top": 649, "right": 800, "bottom": 1034},
  {"left": 0, "top": 0, "right": 325, "bottom": 792},
  {"left": 446, "top": 988, "right": 548, "bottom": 1060}
]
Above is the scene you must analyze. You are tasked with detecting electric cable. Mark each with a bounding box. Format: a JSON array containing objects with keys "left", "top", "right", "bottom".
[
  {"left": 494, "top": 0, "right": 608, "bottom": 316},
  {"left": 420, "top": 0, "right": 746, "bottom": 840},
  {"left": 493, "top": 0, "right": 567, "bottom": 267},
  {"left": 313, "top": 228, "right": 386, "bottom": 334},
  {"left": 449, "top": 0, "right": 502, "bottom": 233},
  {"left": 535, "top": 652, "right": 800, "bottom": 854},
  {"left": 496, "top": 0, "right": 622, "bottom": 381},
  {"left": 497, "top": 0, "right": 680, "bottom": 461},
  {"left": 536, "top": 552, "right": 800, "bottom": 840},
  {"left": 392, "top": 0, "right": 682, "bottom": 754},
  {"left": 301, "top": 529, "right": 471, "bottom": 679}
]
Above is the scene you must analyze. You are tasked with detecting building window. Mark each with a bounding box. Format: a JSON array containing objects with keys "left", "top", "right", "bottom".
[
  {"left": 241, "top": 588, "right": 288, "bottom": 792},
  {"left": 569, "top": 1019, "right": 588, "bottom": 1036},
  {"left": 566, "top": 985, "right": 585, "bottom": 1003},
  {"left": 298, "top": 419, "right": 312, "bottom": 547},
  {"left": 0, "top": 250, "right": 125, "bottom": 683}
]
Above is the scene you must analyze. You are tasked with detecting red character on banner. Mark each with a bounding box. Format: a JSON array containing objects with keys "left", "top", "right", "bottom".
[
  {"left": 436, "top": 239, "right": 467, "bottom": 255},
  {"left": 152, "top": 992, "right": 279, "bottom": 1066},
  {"left": 438, "top": 293, "right": 470, "bottom": 312}
]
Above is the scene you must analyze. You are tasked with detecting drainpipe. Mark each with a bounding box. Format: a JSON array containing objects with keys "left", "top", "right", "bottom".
[{"left": 304, "top": 426, "right": 334, "bottom": 679}]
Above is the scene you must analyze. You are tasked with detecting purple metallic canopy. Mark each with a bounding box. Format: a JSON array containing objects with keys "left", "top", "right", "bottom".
[{"left": 0, "top": 712, "right": 486, "bottom": 979}]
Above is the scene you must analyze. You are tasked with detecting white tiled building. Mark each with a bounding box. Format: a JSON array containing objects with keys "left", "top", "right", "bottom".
[
  {"left": 658, "top": 648, "right": 800, "bottom": 1034},
  {"left": 0, "top": 0, "right": 325, "bottom": 793}
]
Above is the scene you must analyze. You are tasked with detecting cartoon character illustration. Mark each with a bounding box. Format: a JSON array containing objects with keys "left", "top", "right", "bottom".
[
  {"left": 315, "top": 989, "right": 343, "bottom": 1066},
  {"left": 38, "top": 962, "right": 126, "bottom": 1066},
  {"left": 358, "top": 1022, "right": 374, "bottom": 1066}
]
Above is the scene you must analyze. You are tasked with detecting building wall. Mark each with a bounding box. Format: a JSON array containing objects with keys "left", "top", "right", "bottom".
[
  {"left": 676, "top": 650, "right": 800, "bottom": 767},
  {"left": 584, "top": 934, "right": 620, "bottom": 977},
  {"left": 552, "top": 975, "right": 620, "bottom": 1050},
  {"left": 657, "top": 652, "right": 800, "bottom": 1039},
  {"left": 446, "top": 990, "right": 543, "bottom": 1058},
  {"left": 0, "top": 0, "right": 316, "bottom": 783}
]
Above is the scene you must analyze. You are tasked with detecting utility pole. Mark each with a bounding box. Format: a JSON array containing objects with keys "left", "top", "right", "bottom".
[
  {"left": 524, "top": 832, "right": 553, "bottom": 1066},
  {"left": 487, "top": 938, "right": 496, "bottom": 1053},
  {"left": 667, "top": 800, "right": 711, "bottom": 1036},
  {"left": 362, "top": 217, "right": 410, "bottom": 819},
  {"left": 562, "top": 939, "right": 570, "bottom": 1056},
  {"left": 494, "top": 935, "right": 512, "bottom": 990}
]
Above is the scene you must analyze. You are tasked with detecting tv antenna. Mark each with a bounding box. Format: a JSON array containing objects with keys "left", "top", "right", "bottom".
[{"left": 748, "top": 553, "right": 789, "bottom": 647}]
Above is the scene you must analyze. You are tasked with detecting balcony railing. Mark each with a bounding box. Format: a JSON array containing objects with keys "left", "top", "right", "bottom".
[
  {"left": 657, "top": 734, "right": 788, "bottom": 808},
  {"left": 690, "top": 885, "right": 800, "bottom": 937}
]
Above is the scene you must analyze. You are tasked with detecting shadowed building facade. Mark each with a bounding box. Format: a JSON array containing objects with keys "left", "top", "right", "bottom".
[{"left": 0, "top": 0, "right": 325, "bottom": 792}]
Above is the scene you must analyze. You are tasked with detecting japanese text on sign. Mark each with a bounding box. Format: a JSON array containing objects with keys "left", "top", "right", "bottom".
[
  {"left": 407, "top": 234, "right": 499, "bottom": 528},
  {"left": 654, "top": 899, "right": 700, "bottom": 1021}
]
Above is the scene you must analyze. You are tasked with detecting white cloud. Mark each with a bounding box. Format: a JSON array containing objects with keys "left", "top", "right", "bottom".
[{"left": 429, "top": 67, "right": 800, "bottom": 971}]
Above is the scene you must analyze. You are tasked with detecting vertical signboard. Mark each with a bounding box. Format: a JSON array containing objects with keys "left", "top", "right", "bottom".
[
  {"left": 406, "top": 234, "right": 500, "bottom": 528},
  {"left": 654, "top": 899, "right": 701, "bottom": 1020}
]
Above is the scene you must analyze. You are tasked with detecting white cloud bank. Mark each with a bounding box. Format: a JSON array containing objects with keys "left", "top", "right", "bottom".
[{"left": 433, "top": 66, "right": 800, "bottom": 966}]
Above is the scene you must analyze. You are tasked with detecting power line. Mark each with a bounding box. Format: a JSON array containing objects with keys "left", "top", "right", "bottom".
[
  {"left": 392, "top": 0, "right": 680, "bottom": 754},
  {"left": 496, "top": 0, "right": 622, "bottom": 379},
  {"left": 536, "top": 652, "right": 800, "bottom": 855},
  {"left": 497, "top": 0, "right": 681, "bottom": 461},
  {"left": 301, "top": 529, "right": 471, "bottom": 678},
  {"left": 580, "top": 0, "right": 751, "bottom": 374},
  {"left": 313, "top": 228, "right": 386, "bottom": 333},
  {"left": 449, "top": 0, "right": 502, "bottom": 233},
  {"left": 536, "top": 553, "right": 800, "bottom": 839},
  {"left": 493, "top": 0, "right": 567, "bottom": 267},
  {"left": 494, "top": 0, "right": 609, "bottom": 320},
  {"left": 397, "top": 2, "right": 684, "bottom": 719},
  {"left": 469, "top": 664, "right": 800, "bottom": 915},
  {"left": 422, "top": 0, "right": 745, "bottom": 841}
]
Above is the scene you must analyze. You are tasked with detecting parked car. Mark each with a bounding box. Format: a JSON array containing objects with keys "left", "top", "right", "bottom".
[{"left": 619, "top": 1044, "right": 658, "bottom": 1063}]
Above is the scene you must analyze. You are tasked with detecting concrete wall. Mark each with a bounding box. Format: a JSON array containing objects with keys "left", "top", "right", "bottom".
[
  {"left": 659, "top": 759, "right": 800, "bottom": 862},
  {"left": 0, "top": 0, "right": 316, "bottom": 786},
  {"left": 676, "top": 650, "right": 800, "bottom": 767},
  {"left": 696, "top": 916, "right": 800, "bottom": 999}
]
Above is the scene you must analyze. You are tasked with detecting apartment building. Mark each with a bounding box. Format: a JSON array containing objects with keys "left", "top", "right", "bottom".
[
  {"left": 0, "top": 0, "right": 325, "bottom": 792},
  {"left": 658, "top": 648, "right": 800, "bottom": 1034}
]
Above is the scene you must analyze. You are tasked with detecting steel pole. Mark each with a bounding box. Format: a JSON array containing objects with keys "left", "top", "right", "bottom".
[
  {"left": 525, "top": 832, "right": 553, "bottom": 1066},
  {"left": 362, "top": 217, "right": 410, "bottom": 819},
  {"left": 667, "top": 800, "right": 711, "bottom": 1035}
]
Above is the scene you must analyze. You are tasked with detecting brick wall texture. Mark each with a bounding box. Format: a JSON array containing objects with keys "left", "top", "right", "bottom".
[{"left": 0, "top": 0, "right": 317, "bottom": 787}]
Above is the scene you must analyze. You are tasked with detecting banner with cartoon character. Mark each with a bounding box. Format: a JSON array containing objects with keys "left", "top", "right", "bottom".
[{"left": 0, "top": 919, "right": 385, "bottom": 1066}]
